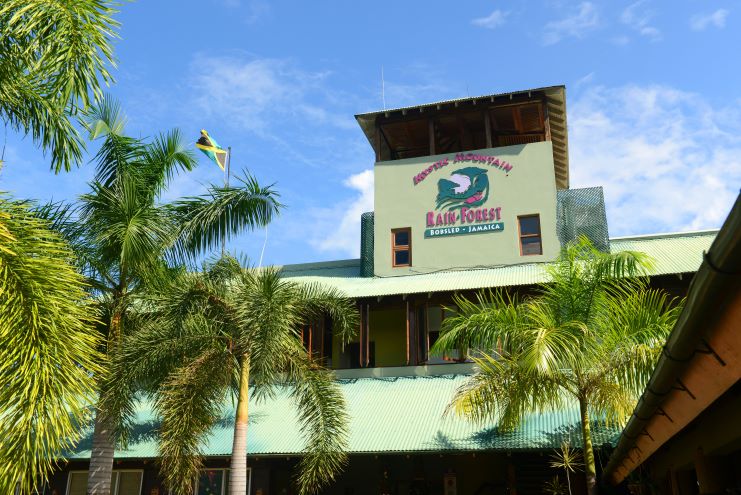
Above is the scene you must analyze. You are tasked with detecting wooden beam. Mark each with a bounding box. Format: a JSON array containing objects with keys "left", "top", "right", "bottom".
[
  {"left": 373, "top": 123, "right": 381, "bottom": 162},
  {"left": 405, "top": 300, "right": 410, "bottom": 365},
  {"left": 365, "top": 303, "right": 370, "bottom": 367},
  {"left": 428, "top": 119, "right": 435, "bottom": 155},
  {"left": 484, "top": 111, "right": 493, "bottom": 148},
  {"left": 374, "top": 92, "right": 545, "bottom": 127},
  {"left": 358, "top": 302, "right": 364, "bottom": 367}
]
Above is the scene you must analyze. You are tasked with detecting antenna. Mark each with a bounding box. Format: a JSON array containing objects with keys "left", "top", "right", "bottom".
[{"left": 381, "top": 66, "right": 386, "bottom": 110}]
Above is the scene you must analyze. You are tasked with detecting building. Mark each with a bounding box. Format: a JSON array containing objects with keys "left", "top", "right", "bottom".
[
  {"left": 50, "top": 86, "right": 718, "bottom": 495},
  {"left": 603, "top": 195, "right": 740, "bottom": 494}
]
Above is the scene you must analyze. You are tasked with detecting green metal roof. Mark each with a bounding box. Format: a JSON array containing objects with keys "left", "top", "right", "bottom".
[
  {"left": 278, "top": 231, "right": 717, "bottom": 298},
  {"left": 69, "top": 374, "right": 619, "bottom": 459}
]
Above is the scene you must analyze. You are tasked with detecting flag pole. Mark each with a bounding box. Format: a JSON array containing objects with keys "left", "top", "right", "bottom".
[
  {"left": 221, "top": 147, "right": 232, "bottom": 256},
  {"left": 226, "top": 146, "right": 231, "bottom": 188}
]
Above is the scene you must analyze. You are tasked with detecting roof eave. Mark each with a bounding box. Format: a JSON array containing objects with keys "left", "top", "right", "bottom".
[{"left": 603, "top": 194, "right": 741, "bottom": 483}]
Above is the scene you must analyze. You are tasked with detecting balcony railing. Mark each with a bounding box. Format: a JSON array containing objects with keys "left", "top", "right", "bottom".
[{"left": 497, "top": 133, "right": 545, "bottom": 146}]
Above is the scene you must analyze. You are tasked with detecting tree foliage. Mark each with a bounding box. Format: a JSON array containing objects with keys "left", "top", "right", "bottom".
[
  {"left": 0, "top": 198, "right": 102, "bottom": 492},
  {"left": 103, "top": 257, "right": 357, "bottom": 495},
  {"left": 432, "top": 237, "right": 682, "bottom": 494},
  {"left": 36, "top": 97, "right": 281, "bottom": 495},
  {"left": 0, "top": 0, "right": 120, "bottom": 172}
]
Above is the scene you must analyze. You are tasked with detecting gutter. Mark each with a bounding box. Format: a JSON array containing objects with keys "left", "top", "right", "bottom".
[{"left": 603, "top": 192, "right": 741, "bottom": 483}]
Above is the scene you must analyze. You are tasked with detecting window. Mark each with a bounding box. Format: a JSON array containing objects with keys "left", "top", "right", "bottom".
[
  {"left": 391, "top": 228, "right": 411, "bottom": 267},
  {"left": 66, "top": 470, "right": 143, "bottom": 495},
  {"left": 195, "top": 468, "right": 251, "bottom": 495},
  {"left": 518, "top": 214, "right": 543, "bottom": 256}
]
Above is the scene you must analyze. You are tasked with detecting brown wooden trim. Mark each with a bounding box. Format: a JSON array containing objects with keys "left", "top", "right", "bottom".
[
  {"left": 484, "top": 111, "right": 493, "bottom": 148},
  {"left": 373, "top": 92, "right": 546, "bottom": 127},
  {"left": 358, "top": 302, "right": 364, "bottom": 366},
  {"left": 405, "top": 300, "right": 410, "bottom": 365},
  {"left": 374, "top": 123, "right": 381, "bottom": 162},
  {"left": 517, "top": 214, "right": 543, "bottom": 256},
  {"left": 365, "top": 303, "right": 370, "bottom": 367},
  {"left": 424, "top": 302, "right": 430, "bottom": 363},
  {"left": 428, "top": 119, "right": 436, "bottom": 155},
  {"left": 391, "top": 227, "right": 412, "bottom": 267}
]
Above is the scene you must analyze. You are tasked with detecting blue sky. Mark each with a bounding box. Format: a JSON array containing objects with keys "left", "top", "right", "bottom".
[{"left": 2, "top": 0, "right": 740, "bottom": 265}]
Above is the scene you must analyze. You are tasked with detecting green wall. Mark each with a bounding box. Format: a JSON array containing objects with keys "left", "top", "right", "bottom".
[{"left": 373, "top": 142, "right": 560, "bottom": 276}]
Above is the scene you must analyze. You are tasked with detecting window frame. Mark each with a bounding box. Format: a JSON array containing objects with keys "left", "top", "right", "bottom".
[
  {"left": 194, "top": 467, "right": 252, "bottom": 495},
  {"left": 391, "top": 227, "right": 412, "bottom": 268},
  {"left": 517, "top": 214, "right": 543, "bottom": 256},
  {"left": 66, "top": 469, "right": 144, "bottom": 495}
]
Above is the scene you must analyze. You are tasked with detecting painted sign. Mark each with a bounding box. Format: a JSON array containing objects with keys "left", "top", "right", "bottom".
[
  {"left": 413, "top": 152, "right": 513, "bottom": 185},
  {"left": 423, "top": 165, "right": 504, "bottom": 239}
]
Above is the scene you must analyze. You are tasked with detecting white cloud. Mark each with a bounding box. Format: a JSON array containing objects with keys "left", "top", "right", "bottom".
[
  {"left": 569, "top": 85, "right": 741, "bottom": 236},
  {"left": 310, "top": 170, "right": 374, "bottom": 257},
  {"left": 621, "top": 1, "right": 661, "bottom": 40},
  {"left": 471, "top": 10, "right": 508, "bottom": 29},
  {"left": 690, "top": 9, "right": 729, "bottom": 31},
  {"left": 542, "top": 2, "right": 599, "bottom": 45},
  {"left": 574, "top": 72, "right": 595, "bottom": 89},
  {"left": 189, "top": 55, "right": 353, "bottom": 134}
]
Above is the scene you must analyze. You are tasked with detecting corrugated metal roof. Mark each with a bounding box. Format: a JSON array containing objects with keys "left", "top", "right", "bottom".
[
  {"left": 354, "top": 85, "right": 566, "bottom": 119},
  {"left": 68, "top": 375, "right": 619, "bottom": 459},
  {"left": 278, "top": 231, "right": 717, "bottom": 298}
]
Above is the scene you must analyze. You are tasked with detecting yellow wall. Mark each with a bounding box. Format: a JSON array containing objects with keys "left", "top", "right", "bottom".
[{"left": 369, "top": 308, "right": 406, "bottom": 367}]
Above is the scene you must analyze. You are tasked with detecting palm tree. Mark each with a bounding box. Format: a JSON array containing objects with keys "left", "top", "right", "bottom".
[
  {"left": 44, "top": 98, "right": 281, "bottom": 495},
  {"left": 0, "top": 0, "right": 119, "bottom": 172},
  {"left": 0, "top": 198, "right": 101, "bottom": 493},
  {"left": 431, "top": 238, "right": 682, "bottom": 495},
  {"left": 103, "top": 257, "right": 358, "bottom": 495}
]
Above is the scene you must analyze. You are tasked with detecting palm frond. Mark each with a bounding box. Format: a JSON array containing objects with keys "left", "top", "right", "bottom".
[
  {"left": 593, "top": 287, "right": 682, "bottom": 397},
  {"left": 156, "top": 348, "right": 232, "bottom": 495},
  {"left": 586, "top": 380, "right": 635, "bottom": 426},
  {"left": 0, "top": 70, "right": 85, "bottom": 172},
  {"left": 294, "top": 282, "right": 359, "bottom": 346},
  {"left": 139, "top": 129, "right": 198, "bottom": 199},
  {"left": 235, "top": 268, "right": 302, "bottom": 397},
  {"left": 83, "top": 93, "right": 127, "bottom": 140},
  {"left": 168, "top": 172, "right": 281, "bottom": 260},
  {"left": 431, "top": 290, "right": 522, "bottom": 355},
  {"left": 451, "top": 354, "right": 567, "bottom": 430},
  {"left": 83, "top": 97, "right": 142, "bottom": 187},
  {"left": 290, "top": 362, "right": 350, "bottom": 495},
  {"left": 0, "top": 0, "right": 119, "bottom": 171},
  {"left": 0, "top": 199, "right": 102, "bottom": 492},
  {"left": 80, "top": 175, "right": 173, "bottom": 281}
]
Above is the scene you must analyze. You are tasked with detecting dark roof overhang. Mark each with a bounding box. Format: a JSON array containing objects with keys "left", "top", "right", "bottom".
[{"left": 603, "top": 193, "right": 741, "bottom": 483}]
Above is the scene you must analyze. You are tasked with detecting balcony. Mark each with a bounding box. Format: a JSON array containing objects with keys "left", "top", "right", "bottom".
[{"left": 355, "top": 85, "right": 570, "bottom": 189}]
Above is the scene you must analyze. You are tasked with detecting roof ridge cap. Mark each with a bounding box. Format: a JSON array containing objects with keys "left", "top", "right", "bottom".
[{"left": 611, "top": 229, "right": 719, "bottom": 241}]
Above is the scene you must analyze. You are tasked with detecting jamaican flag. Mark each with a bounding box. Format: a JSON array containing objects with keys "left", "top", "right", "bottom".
[{"left": 196, "top": 129, "right": 228, "bottom": 171}]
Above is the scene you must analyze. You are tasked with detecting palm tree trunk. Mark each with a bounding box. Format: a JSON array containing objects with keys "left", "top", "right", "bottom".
[
  {"left": 229, "top": 354, "right": 251, "bottom": 495},
  {"left": 86, "top": 411, "right": 115, "bottom": 495},
  {"left": 579, "top": 396, "right": 597, "bottom": 495},
  {"left": 88, "top": 305, "right": 123, "bottom": 495}
]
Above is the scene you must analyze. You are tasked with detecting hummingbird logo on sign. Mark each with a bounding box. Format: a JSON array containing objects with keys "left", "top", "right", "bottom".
[{"left": 435, "top": 167, "right": 489, "bottom": 210}]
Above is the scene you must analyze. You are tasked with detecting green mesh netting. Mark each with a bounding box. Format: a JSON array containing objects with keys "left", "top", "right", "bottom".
[
  {"left": 360, "top": 211, "right": 374, "bottom": 277},
  {"left": 556, "top": 187, "right": 610, "bottom": 252}
]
